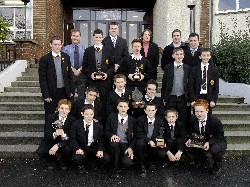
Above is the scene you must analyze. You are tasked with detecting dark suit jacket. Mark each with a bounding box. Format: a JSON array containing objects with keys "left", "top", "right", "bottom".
[
  {"left": 189, "top": 114, "right": 227, "bottom": 147},
  {"left": 141, "top": 42, "right": 159, "bottom": 74},
  {"left": 189, "top": 63, "right": 219, "bottom": 103},
  {"left": 38, "top": 52, "right": 74, "bottom": 99},
  {"left": 161, "top": 42, "right": 187, "bottom": 70},
  {"left": 103, "top": 36, "right": 129, "bottom": 66},
  {"left": 183, "top": 47, "right": 202, "bottom": 67},
  {"left": 161, "top": 63, "right": 190, "bottom": 102},
  {"left": 70, "top": 120, "right": 105, "bottom": 152},
  {"left": 136, "top": 115, "right": 165, "bottom": 143},
  {"left": 82, "top": 46, "right": 114, "bottom": 85},
  {"left": 164, "top": 120, "right": 187, "bottom": 152},
  {"left": 44, "top": 113, "right": 75, "bottom": 148},
  {"left": 105, "top": 113, "right": 137, "bottom": 149},
  {"left": 70, "top": 99, "right": 104, "bottom": 124}
]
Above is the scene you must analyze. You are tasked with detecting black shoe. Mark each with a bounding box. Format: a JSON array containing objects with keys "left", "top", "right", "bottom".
[
  {"left": 77, "top": 165, "right": 86, "bottom": 174},
  {"left": 47, "top": 163, "right": 55, "bottom": 170},
  {"left": 59, "top": 161, "right": 68, "bottom": 170},
  {"left": 111, "top": 169, "right": 119, "bottom": 178},
  {"left": 211, "top": 167, "right": 221, "bottom": 176},
  {"left": 140, "top": 165, "right": 147, "bottom": 178}
]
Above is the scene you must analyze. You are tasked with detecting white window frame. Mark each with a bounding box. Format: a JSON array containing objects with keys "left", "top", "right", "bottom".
[{"left": 218, "top": 0, "right": 250, "bottom": 13}]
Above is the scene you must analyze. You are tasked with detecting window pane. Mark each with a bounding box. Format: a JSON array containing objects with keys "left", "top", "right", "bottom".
[
  {"left": 1, "top": 0, "right": 23, "bottom": 6},
  {"left": 0, "top": 7, "right": 14, "bottom": 26},
  {"left": 96, "top": 10, "right": 121, "bottom": 20},
  {"left": 239, "top": 0, "right": 250, "bottom": 9},
  {"left": 73, "top": 9, "right": 90, "bottom": 20},
  {"left": 15, "top": 8, "right": 25, "bottom": 29},
  {"left": 127, "top": 11, "right": 146, "bottom": 21},
  {"left": 218, "top": 0, "right": 236, "bottom": 11}
]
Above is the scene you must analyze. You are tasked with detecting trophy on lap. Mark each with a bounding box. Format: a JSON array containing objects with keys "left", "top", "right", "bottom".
[
  {"left": 188, "top": 133, "right": 205, "bottom": 149},
  {"left": 156, "top": 126, "right": 165, "bottom": 148},
  {"left": 52, "top": 120, "right": 69, "bottom": 141},
  {"left": 94, "top": 60, "right": 105, "bottom": 80},
  {"left": 131, "top": 87, "right": 144, "bottom": 108},
  {"left": 132, "top": 63, "right": 141, "bottom": 81}
]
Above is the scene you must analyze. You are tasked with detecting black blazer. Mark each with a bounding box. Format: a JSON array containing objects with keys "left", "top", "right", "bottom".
[
  {"left": 70, "top": 120, "right": 105, "bottom": 152},
  {"left": 38, "top": 52, "right": 74, "bottom": 99},
  {"left": 70, "top": 99, "right": 104, "bottom": 124},
  {"left": 103, "top": 36, "right": 129, "bottom": 66},
  {"left": 183, "top": 47, "right": 202, "bottom": 67},
  {"left": 105, "top": 113, "right": 137, "bottom": 149},
  {"left": 189, "top": 63, "right": 219, "bottom": 103},
  {"left": 136, "top": 115, "right": 165, "bottom": 143},
  {"left": 44, "top": 113, "right": 75, "bottom": 148},
  {"left": 141, "top": 42, "right": 159, "bottom": 73},
  {"left": 164, "top": 120, "right": 187, "bottom": 152},
  {"left": 83, "top": 45, "right": 114, "bottom": 79},
  {"left": 161, "top": 42, "right": 187, "bottom": 70},
  {"left": 161, "top": 63, "right": 190, "bottom": 102},
  {"left": 189, "top": 114, "right": 227, "bottom": 147}
]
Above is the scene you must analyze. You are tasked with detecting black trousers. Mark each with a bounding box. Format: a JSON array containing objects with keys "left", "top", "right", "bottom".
[
  {"left": 188, "top": 141, "right": 227, "bottom": 169},
  {"left": 109, "top": 142, "right": 133, "bottom": 171},
  {"left": 72, "top": 145, "right": 110, "bottom": 167},
  {"left": 136, "top": 139, "right": 167, "bottom": 168},
  {"left": 36, "top": 140, "right": 72, "bottom": 164},
  {"left": 73, "top": 73, "right": 86, "bottom": 100}
]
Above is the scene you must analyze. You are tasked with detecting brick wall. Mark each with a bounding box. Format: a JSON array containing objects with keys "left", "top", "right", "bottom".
[{"left": 200, "top": 0, "right": 210, "bottom": 47}]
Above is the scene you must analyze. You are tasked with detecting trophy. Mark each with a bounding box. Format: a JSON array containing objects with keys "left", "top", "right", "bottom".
[
  {"left": 156, "top": 126, "right": 165, "bottom": 148},
  {"left": 188, "top": 133, "right": 205, "bottom": 149},
  {"left": 131, "top": 87, "right": 144, "bottom": 108},
  {"left": 132, "top": 64, "right": 141, "bottom": 81},
  {"left": 52, "top": 120, "right": 69, "bottom": 141},
  {"left": 94, "top": 60, "right": 105, "bottom": 80}
]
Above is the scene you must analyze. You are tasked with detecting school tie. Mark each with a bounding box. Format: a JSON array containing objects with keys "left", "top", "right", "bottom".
[
  {"left": 201, "top": 66, "right": 207, "bottom": 90},
  {"left": 170, "top": 125, "right": 174, "bottom": 139},
  {"left": 191, "top": 49, "right": 195, "bottom": 56},
  {"left": 177, "top": 65, "right": 182, "bottom": 69},
  {"left": 121, "top": 118, "right": 124, "bottom": 125},
  {"left": 85, "top": 124, "right": 90, "bottom": 145},
  {"left": 74, "top": 45, "right": 80, "bottom": 69},
  {"left": 112, "top": 38, "right": 116, "bottom": 47},
  {"left": 200, "top": 120, "right": 205, "bottom": 136}
]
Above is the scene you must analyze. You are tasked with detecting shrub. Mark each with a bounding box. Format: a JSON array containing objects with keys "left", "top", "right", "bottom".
[{"left": 0, "top": 17, "right": 10, "bottom": 43}]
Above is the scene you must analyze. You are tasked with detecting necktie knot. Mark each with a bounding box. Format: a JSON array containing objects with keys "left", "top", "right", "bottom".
[
  {"left": 121, "top": 118, "right": 124, "bottom": 124},
  {"left": 96, "top": 47, "right": 101, "bottom": 52},
  {"left": 177, "top": 65, "right": 182, "bottom": 69},
  {"left": 203, "top": 66, "right": 207, "bottom": 70},
  {"left": 148, "top": 122, "right": 152, "bottom": 125}
]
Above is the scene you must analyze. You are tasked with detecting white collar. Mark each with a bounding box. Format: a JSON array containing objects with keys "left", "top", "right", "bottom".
[
  {"left": 118, "top": 114, "right": 128, "bottom": 123},
  {"left": 84, "top": 99, "right": 94, "bottom": 107},
  {"left": 131, "top": 54, "right": 143, "bottom": 60},
  {"left": 94, "top": 44, "right": 103, "bottom": 50},
  {"left": 110, "top": 35, "right": 117, "bottom": 40},
  {"left": 115, "top": 88, "right": 125, "bottom": 96},
  {"left": 147, "top": 116, "right": 155, "bottom": 124},
  {"left": 52, "top": 51, "right": 61, "bottom": 58},
  {"left": 59, "top": 115, "right": 67, "bottom": 123},
  {"left": 83, "top": 120, "right": 93, "bottom": 127},
  {"left": 145, "top": 94, "right": 155, "bottom": 101},
  {"left": 174, "top": 61, "right": 183, "bottom": 68},
  {"left": 201, "top": 63, "right": 209, "bottom": 70},
  {"left": 199, "top": 115, "right": 207, "bottom": 123}
]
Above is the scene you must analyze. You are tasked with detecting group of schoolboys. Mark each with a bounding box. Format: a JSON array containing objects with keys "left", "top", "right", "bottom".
[{"left": 37, "top": 24, "right": 227, "bottom": 178}]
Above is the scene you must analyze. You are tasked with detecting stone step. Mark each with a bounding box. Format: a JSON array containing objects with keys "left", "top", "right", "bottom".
[
  {"left": 4, "top": 87, "right": 41, "bottom": 93},
  {"left": 213, "top": 111, "right": 250, "bottom": 120},
  {"left": 11, "top": 81, "right": 40, "bottom": 87},
  {"left": 16, "top": 76, "right": 39, "bottom": 81},
  {"left": 214, "top": 103, "right": 250, "bottom": 111},
  {"left": 0, "top": 102, "right": 44, "bottom": 111},
  {"left": 0, "top": 111, "right": 44, "bottom": 120},
  {"left": 0, "top": 93, "right": 42, "bottom": 102},
  {"left": 0, "top": 120, "right": 44, "bottom": 132},
  {"left": 225, "top": 144, "right": 250, "bottom": 156},
  {"left": 21, "top": 71, "right": 38, "bottom": 77},
  {"left": 25, "top": 68, "right": 38, "bottom": 73},
  {"left": 225, "top": 131, "right": 250, "bottom": 144},
  {"left": 222, "top": 120, "right": 250, "bottom": 131}
]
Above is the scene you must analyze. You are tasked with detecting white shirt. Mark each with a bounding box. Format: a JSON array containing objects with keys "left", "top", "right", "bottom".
[
  {"left": 84, "top": 120, "right": 94, "bottom": 146},
  {"left": 174, "top": 61, "right": 183, "bottom": 68},
  {"left": 118, "top": 114, "right": 128, "bottom": 124},
  {"left": 145, "top": 94, "right": 155, "bottom": 102},
  {"left": 199, "top": 116, "right": 207, "bottom": 134},
  {"left": 52, "top": 51, "right": 61, "bottom": 58},
  {"left": 147, "top": 116, "right": 155, "bottom": 124},
  {"left": 131, "top": 54, "right": 143, "bottom": 60},
  {"left": 94, "top": 44, "right": 103, "bottom": 51},
  {"left": 115, "top": 88, "right": 125, "bottom": 97},
  {"left": 200, "top": 63, "right": 209, "bottom": 94},
  {"left": 84, "top": 99, "right": 94, "bottom": 107}
]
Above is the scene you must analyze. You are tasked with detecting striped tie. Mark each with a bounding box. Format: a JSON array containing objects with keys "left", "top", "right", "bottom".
[{"left": 201, "top": 66, "right": 207, "bottom": 90}]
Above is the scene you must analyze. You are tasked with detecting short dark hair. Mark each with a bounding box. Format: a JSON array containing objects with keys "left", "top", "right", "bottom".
[
  {"left": 81, "top": 104, "right": 95, "bottom": 113},
  {"left": 71, "top": 29, "right": 81, "bottom": 36},
  {"left": 200, "top": 47, "right": 212, "bottom": 55},
  {"left": 165, "top": 108, "right": 178, "bottom": 116},
  {"left": 114, "top": 74, "right": 126, "bottom": 82},
  {"left": 50, "top": 36, "right": 62, "bottom": 44},
  {"left": 93, "top": 29, "right": 103, "bottom": 36},
  {"left": 109, "top": 22, "right": 119, "bottom": 29},
  {"left": 172, "top": 29, "right": 181, "bottom": 37},
  {"left": 189, "top": 33, "right": 200, "bottom": 40},
  {"left": 117, "top": 98, "right": 129, "bottom": 106},
  {"left": 86, "top": 86, "right": 99, "bottom": 94},
  {"left": 146, "top": 79, "right": 158, "bottom": 89},
  {"left": 131, "top": 38, "right": 142, "bottom": 46},
  {"left": 144, "top": 102, "right": 156, "bottom": 110},
  {"left": 172, "top": 47, "right": 184, "bottom": 54}
]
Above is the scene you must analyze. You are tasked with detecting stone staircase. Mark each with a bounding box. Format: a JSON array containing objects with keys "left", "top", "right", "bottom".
[{"left": 0, "top": 65, "right": 249, "bottom": 158}]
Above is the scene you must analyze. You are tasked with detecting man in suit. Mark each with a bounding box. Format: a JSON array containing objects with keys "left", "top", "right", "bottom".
[
  {"left": 141, "top": 29, "right": 159, "bottom": 80},
  {"left": 70, "top": 104, "right": 110, "bottom": 173},
  {"left": 83, "top": 29, "right": 113, "bottom": 107},
  {"left": 161, "top": 29, "right": 187, "bottom": 70},
  {"left": 105, "top": 98, "right": 137, "bottom": 178},
  {"left": 103, "top": 22, "right": 129, "bottom": 74},
  {"left": 36, "top": 99, "right": 75, "bottom": 170},
  {"left": 38, "top": 36, "right": 74, "bottom": 124},
  {"left": 70, "top": 86, "right": 104, "bottom": 124},
  {"left": 136, "top": 103, "right": 166, "bottom": 177},
  {"left": 189, "top": 48, "right": 219, "bottom": 114},
  {"left": 186, "top": 99, "right": 227, "bottom": 175},
  {"left": 62, "top": 29, "right": 86, "bottom": 100}
]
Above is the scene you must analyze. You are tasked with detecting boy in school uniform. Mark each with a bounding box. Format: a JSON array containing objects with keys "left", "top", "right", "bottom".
[
  {"left": 186, "top": 99, "right": 227, "bottom": 175},
  {"left": 83, "top": 29, "right": 114, "bottom": 107},
  {"left": 106, "top": 74, "right": 132, "bottom": 115},
  {"left": 105, "top": 98, "right": 137, "bottom": 178},
  {"left": 164, "top": 108, "right": 187, "bottom": 165},
  {"left": 161, "top": 47, "right": 190, "bottom": 125},
  {"left": 189, "top": 48, "right": 219, "bottom": 114},
  {"left": 136, "top": 103, "right": 166, "bottom": 177},
  {"left": 36, "top": 99, "right": 75, "bottom": 170},
  {"left": 70, "top": 104, "right": 110, "bottom": 173},
  {"left": 70, "top": 86, "right": 104, "bottom": 124}
]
